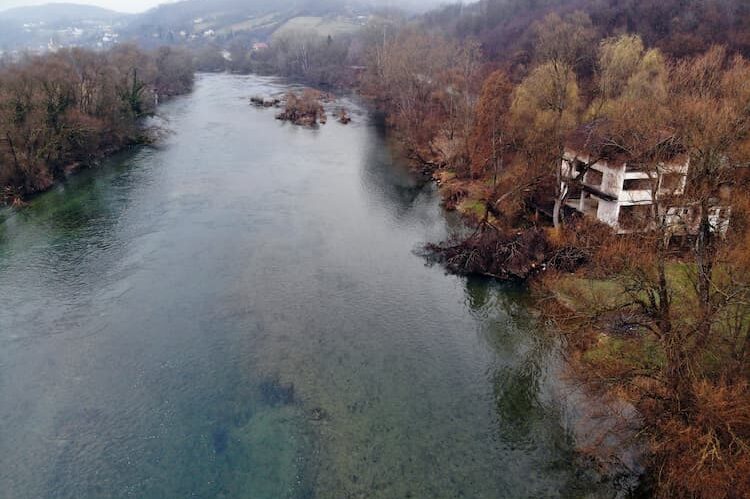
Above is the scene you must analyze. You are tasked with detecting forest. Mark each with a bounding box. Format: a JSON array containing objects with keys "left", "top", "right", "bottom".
[{"left": 0, "top": 45, "right": 194, "bottom": 204}]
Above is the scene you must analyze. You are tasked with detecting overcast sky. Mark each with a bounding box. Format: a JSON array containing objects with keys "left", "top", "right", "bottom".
[{"left": 0, "top": 0, "right": 171, "bottom": 13}]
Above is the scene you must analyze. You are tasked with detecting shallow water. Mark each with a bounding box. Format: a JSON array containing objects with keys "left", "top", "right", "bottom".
[{"left": 0, "top": 74, "right": 615, "bottom": 498}]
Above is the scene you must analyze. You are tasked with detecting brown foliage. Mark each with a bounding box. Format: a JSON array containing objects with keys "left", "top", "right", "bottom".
[
  {"left": 426, "top": 227, "right": 552, "bottom": 280},
  {"left": 649, "top": 380, "right": 750, "bottom": 499},
  {"left": 446, "top": 0, "right": 750, "bottom": 62},
  {"left": 362, "top": 28, "right": 482, "bottom": 171},
  {"left": 276, "top": 89, "right": 327, "bottom": 126},
  {"left": 0, "top": 45, "right": 194, "bottom": 201},
  {"left": 469, "top": 70, "right": 514, "bottom": 179},
  {"left": 362, "top": 10, "right": 750, "bottom": 496}
]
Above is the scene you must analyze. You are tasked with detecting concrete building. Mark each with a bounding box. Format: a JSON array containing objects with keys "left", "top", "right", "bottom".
[{"left": 561, "top": 126, "right": 730, "bottom": 236}]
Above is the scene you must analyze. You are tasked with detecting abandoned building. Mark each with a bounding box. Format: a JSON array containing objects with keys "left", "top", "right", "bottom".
[{"left": 561, "top": 127, "right": 731, "bottom": 236}]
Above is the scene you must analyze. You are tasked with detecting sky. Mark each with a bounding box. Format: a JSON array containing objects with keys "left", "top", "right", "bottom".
[{"left": 0, "top": 0, "right": 173, "bottom": 13}]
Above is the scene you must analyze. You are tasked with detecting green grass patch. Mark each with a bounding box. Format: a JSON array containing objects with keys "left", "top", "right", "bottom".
[
  {"left": 273, "top": 16, "right": 361, "bottom": 39},
  {"left": 553, "top": 275, "right": 625, "bottom": 311},
  {"left": 219, "top": 14, "right": 280, "bottom": 35},
  {"left": 582, "top": 332, "right": 665, "bottom": 372},
  {"left": 457, "top": 198, "right": 486, "bottom": 219}
]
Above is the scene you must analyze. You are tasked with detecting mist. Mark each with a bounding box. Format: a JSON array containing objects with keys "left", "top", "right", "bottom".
[
  {"left": 0, "top": 0, "right": 449, "bottom": 14},
  {"left": 0, "top": 0, "right": 170, "bottom": 13}
]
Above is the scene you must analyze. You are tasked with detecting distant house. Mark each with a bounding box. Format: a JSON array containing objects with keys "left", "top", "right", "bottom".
[
  {"left": 561, "top": 124, "right": 730, "bottom": 236},
  {"left": 252, "top": 42, "right": 269, "bottom": 52}
]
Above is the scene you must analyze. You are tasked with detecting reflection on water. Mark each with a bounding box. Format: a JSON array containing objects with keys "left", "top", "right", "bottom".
[{"left": 0, "top": 74, "right": 619, "bottom": 498}]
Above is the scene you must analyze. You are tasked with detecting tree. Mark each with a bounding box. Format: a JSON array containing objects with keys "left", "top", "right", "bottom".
[
  {"left": 509, "top": 11, "right": 595, "bottom": 228},
  {"left": 670, "top": 46, "right": 750, "bottom": 364},
  {"left": 532, "top": 11, "right": 596, "bottom": 71},
  {"left": 550, "top": 44, "right": 750, "bottom": 497},
  {"left": 470, "top": 69, "right": 514, "bottom": 182},
  {"left": 0, "top": 46, "right": 193, "bottom": 202},
  {"left": 511, "top": 59, "right": 581, "bottom": 228}
]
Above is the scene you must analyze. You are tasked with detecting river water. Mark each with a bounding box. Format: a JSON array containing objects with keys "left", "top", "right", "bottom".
[{"left": 0, "top": 74, "right": 615, "bottom": 498}]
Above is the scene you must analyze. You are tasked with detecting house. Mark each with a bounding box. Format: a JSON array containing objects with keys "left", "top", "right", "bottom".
[
  {"left": 561, "top": 125, "right": 730, "bottom": 236},
  {"left": 252, "top": 42, "right": 269, "bottom": 52}
]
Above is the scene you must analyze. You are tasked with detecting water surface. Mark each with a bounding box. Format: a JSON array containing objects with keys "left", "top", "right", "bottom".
[{"left": 0, "top": 74, "right": 610, "bottom": 498}]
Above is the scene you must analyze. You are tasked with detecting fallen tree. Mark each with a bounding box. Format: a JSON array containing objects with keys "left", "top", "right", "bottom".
[{"left": 424, "top": 217, "right": 600, "bottom": 281}]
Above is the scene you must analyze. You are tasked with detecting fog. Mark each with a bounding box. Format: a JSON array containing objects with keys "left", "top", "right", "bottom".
[
  {"left": 0, "top": 0, "right": 171, "bottom": 13},
  {"left": 0, "top": 0, "right": 449, "bottom": 14}
]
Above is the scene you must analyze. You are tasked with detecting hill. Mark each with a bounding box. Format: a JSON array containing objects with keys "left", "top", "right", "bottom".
[
  {"left": 426, "top": 0, "right": 750, "bottom": 60},
  {"left": 0, "top": 3, "right": 124, "bottom": 24},
  {"left": 122, "top": 0, "right": 369, "bottom": 47}
]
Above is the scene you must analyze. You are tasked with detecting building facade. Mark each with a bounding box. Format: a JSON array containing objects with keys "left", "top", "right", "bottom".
[{"left": 561, "top": 148, "right": 729, "bottom": 235}]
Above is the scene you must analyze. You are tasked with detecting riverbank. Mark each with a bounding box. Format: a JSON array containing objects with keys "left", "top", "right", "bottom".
[
  {"left": 535, "top": 261, "right": 750, "bottom": 496},
  {"left": 426, "top": 160, "right": 750, "bottom": 496},
  {"left": 3, "top": 135, "right": 163, "bottom": 207},
  {"left": 0, "top": 45, "right": 194, "bottom": 206},
  {"left": 347, "top": 69, "right": 750, "bottom": 496}
]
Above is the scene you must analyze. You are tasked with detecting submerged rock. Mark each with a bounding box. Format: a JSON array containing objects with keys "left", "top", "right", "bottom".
[
  {"left": 212, "top": 426, "right": 229, "bottom": 454},
  {"left": 259, "top": 377, "right": 295, "bottom": 406},
  {"left": 309, "top": 407, "right": 329, "bottom": 422}
]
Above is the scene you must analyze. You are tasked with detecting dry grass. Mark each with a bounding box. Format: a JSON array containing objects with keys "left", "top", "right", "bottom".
[{"left": 650, "top": 380, "right": 750, "bottom": 498}]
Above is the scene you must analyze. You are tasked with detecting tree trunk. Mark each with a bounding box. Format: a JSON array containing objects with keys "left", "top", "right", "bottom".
[
  {"left": 664, "top": 339, "right": 693, "bottom": 408},
  {"left": 552, "top": 197, "right": 562, "bottom": 229},
  {"left": 693, "top": 200, "right": 716, "bottom": 353},
  {"left": 553, "top": 178, "right": 567, "bottom": 230}
]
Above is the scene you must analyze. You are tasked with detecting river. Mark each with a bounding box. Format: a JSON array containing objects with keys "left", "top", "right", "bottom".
[{"left": 0, "top": 74, "right": 618, "bottom": 498}]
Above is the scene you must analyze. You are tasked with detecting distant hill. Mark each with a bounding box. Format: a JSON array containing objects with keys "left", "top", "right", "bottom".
[
  {"left": 425, "top": 0, "right": 750, "bottom": 60},
  {"left": 0, "top": 3, "right": 129, "bottom": 52},
  {"left": 0, "top": 0, "right": 443, "bottom": 52},
  {"left": 129, "top": 0, "right": 357, "bottom": 31},
  {"left": 0, "top": 3, "right": 125, "bottom": 24},
  {"left": 122, "top": 0, "right": 369, "bottom": 46}
]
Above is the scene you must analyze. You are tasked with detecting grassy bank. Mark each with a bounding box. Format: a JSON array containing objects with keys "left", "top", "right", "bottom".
[{"left": 533, "top": 257, "right": 750, "bottom": 497}]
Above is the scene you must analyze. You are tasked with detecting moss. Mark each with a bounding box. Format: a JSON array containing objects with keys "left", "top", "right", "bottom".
[
  {"left": 640, "top": 335, "right": 666, "bottom": 370},
  {"left": 457, "top": 198, "right": 487, "bottom": 219}
]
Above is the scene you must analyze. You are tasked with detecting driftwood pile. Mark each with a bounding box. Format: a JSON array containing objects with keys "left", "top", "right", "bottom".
[
  {"left": 261, "top": 89, "right": 352, "bottom": 127},
  {"left": 250, "top": 95, "right": 281, "bottom": 107},
  {"left": 425, "top": 225, "right": 589, "bottom": 281},
  {"left": 275, "top": 89, "right": 326, "bottom": 126}
]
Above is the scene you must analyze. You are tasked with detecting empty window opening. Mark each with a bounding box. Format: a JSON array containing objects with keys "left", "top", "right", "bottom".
[
  {"left": 624, "top": 178, "right": 652, "bottom": 191},
  {"left": 619, "top": 205, "right": 651, "bottom": 230}
]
